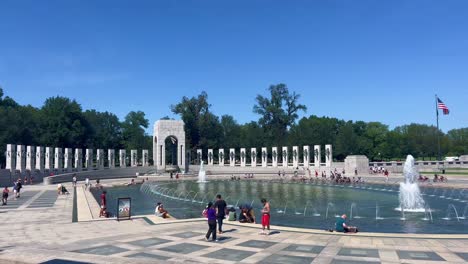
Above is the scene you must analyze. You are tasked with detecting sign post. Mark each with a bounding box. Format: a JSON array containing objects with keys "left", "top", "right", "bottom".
[{"left": 117, "top": 197, "right": 131, "bottom": 221}]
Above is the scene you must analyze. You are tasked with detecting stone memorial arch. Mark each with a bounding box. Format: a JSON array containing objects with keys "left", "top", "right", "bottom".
[{"left": 153, "top": 120, "right": 186, "bottom": 170}]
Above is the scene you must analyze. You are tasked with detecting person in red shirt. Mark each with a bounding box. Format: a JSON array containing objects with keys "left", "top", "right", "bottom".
[
  {"left": 2, "top": 187, "right": 9, "bottom": 205},
  {"left": 99, "top": 190, "right": 107, "bottom": 217}
]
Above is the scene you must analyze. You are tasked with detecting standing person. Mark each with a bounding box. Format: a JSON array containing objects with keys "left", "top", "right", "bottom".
[
  {"left": 205, "top": 202, "right": 217, "bottom": 241},
  {"left": 72, "top": 174, "right": 77, "bottom": 187},
  {"left": 99, "top": 190, "right": 107, "bottom": 217},
  {"left": 85, "top": 178, "right": 90, "bottom": 190},
  {"left": 384, "top": 170, "right": 389, "bottom": 183},
  {"left": 260, "top": 198, "right": 271, "bottom": 235},
  {"left": 214, "top": 194, "right": 227, "bottom": 234},
  {"left": 2, "top": 187, "right": 9, "bottom": 205}
]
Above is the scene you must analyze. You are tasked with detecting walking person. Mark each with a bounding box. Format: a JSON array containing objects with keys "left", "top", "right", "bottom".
[
  {"left": 72, "top": 174, "right": 77, "bottom": 187},
  {"left": 205, "top": 202, "right": 217, "bottom": 241},
  {"left": 85, "top": 178, "right": 90, "bottom": 190},
  {"left": 2, "top": 187, "right": 9, "bottom": 205},
  {"left": 214, "top": 194, "right": 227, "bottom": 234},
  {"left": 16, "top": 179, "right": 22, "bottom": 198},
  {"left": 260, "top": 198, "right": 271, "bottom": 235},
  {"left": 13, "top": 181, "right": 18, "bottom": 200}
]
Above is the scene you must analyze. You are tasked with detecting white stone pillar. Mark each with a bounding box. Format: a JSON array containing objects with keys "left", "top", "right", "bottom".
[
  {"left": 6, "top": 144, "right": 16, "bottom": 172},
  {"left": 131, "top": 150, "right": 137, "bottom": 167},
  {"left": 142, "top": 149, "right": 148, "bottom": 167},
  {"left": 64, "top": 148, "right": 72, "bottom": 172},
  {"left": 292, "top": 146, "right": 299, "bottom": 168},
  {"left": 54, "top": 147, "right": 62, "bottom": 172},
  {"left": 16, "top": 145, "right": 26, "bottom": 172},
  {"left": 303, "top": 146, "right": 310, "bottom": 168},
  {"left": 272, "top": 147, "right": 278, "bottom": 167},
  {"left": 325, "top": 144, "right": 333, "bottom": 167},
  {"left": 119, "top": 149, "right": 126, "bottom": 168},
  {"left": 207, "top": 149, "right": 214, "bottom": 166},
  {"left": 218, "top": 149, "right": 225, "bottom": 166},
  {"left": 314, "top": 145, "right": 321, "bottom": 168},
  {"left": 282, "top": 146, "right": 288, "bottom": 168},
  {"left": 108, "top": 149, "right": 115, "bottom": 168},
  {"left": 35, "top": 146, "right": 44, "bottom": 173},
  {"left": 97, "top": 149, "right": 104, "bottom": 169},
  {"left": 45, "top": 147, "right": 53, "bottom": 171},
  {"left": 261, "top": 147, "right": 267, "bottom": 167},
  {"left": 251, "top": 148, "right": 257, "bottom": 167},
  {"left": 26, "top": 146, "right": 35, "bottom": 172},
  {"left": 196, "top": 149, "right": 202, "bottom": 165},
  {"left": 240, "top": 148, "right": 246, "bottom": 167},
  {"left": 85, "top": 149, "right": 93, "bottom": 169},
  {"left": 229, "top": 148, "right": 235, "bottom": 167},
  {"left": 75, "top": 149, "right": 82, "bottom": 171}
]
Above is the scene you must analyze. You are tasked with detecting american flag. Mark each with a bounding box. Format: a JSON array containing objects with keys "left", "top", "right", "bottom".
[{"left": 437, "top": 97, "right": 450, "bottom": 115}]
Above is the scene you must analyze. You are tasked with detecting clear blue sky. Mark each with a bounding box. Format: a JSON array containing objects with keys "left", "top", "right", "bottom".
[{"left": 1, "top": 0, "right": 467, "bottom": 133}]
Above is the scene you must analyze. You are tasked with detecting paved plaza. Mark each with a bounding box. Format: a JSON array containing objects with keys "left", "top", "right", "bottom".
[{"left": 0, "top": 178, "right": 468, "bottom": 264}]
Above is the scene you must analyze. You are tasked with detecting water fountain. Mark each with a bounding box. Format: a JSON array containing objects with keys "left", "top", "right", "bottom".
[
  {"left": 375, "top": 203, "right": 384, "bottom": 220},
  {"left": 398, "top": 155, "right": 425, "bottom": 212},
  {"left": 197, "top": 161, "right": 207, "bottom": 183},
  {"left": 442, "top": 204, "right": 460, "bottom": 221}
]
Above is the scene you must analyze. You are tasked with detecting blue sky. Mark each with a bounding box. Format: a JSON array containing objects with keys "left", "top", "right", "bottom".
[{"left": 0, "top": 0, "right": 467, "bottom": 133}]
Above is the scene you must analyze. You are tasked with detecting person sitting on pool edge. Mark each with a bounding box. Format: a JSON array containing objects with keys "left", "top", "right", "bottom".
[
  {"left": 239, "top": 204, "right": 255, "bottom": 223},
  {"left": 335, "top": 214, "right": 358, "bottom": 233},
  {"left": 155, "top": 202, "right": 169, "bottom": 218}
]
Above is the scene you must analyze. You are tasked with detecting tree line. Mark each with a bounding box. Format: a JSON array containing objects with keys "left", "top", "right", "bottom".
[{"left": 1, "top": 85, "right": 466, "bottom": 168}]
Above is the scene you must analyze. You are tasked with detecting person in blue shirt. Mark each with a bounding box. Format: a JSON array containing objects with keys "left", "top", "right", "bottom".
[
  {"left": 335, "top": 214, "right": 358, "bottom": 233},
  {"left": 205, "top": 202, "right": 218, "bottom": 241}
]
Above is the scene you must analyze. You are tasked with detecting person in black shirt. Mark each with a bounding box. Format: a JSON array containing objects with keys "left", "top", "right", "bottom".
[{"left": 214, "top": 194, "right": 227, "bottom": 234}]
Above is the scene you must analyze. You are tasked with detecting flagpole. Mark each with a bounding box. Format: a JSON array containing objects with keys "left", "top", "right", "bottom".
[{"left": 435, "top": 95, "right": 441, "bottom": 161}]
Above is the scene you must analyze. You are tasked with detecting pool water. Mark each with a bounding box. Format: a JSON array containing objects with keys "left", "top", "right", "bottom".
[{"left": 91, "top": 180, "right": 468, "bottom": 234}]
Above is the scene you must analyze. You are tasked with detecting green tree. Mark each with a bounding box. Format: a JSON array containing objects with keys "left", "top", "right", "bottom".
[
  {"left": 83, "top": 110, "right": 123, "bottom": 149},
  {"left": 38, "top": 96, "right": 90, "bottom": 147},
  {"left": 253, "top": 84, "right": 306, "bottom": 146},
  {"left": 171, "top": 91, "right": 211, "bottom": 151},
  {"left": 122, "top": 111, "right": 149, "bottom": 150}
]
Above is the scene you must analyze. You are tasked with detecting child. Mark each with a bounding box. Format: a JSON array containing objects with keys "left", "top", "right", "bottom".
[{"left": 2, "top": 187, "right": 9, "bottom": 205}]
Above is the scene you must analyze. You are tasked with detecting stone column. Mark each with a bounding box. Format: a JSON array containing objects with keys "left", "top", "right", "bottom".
[
  {"left": 75, "top": 149, "right": 82, "bottom": 171},
  {"left": 303, "top": 146, "right": 310, "bottom": 168},
  {"left": 325, "top": 144, "right": 333, "bottom": 167},
  {"left": 142, "top": 149, "right": 148, "bottom": 167},
  {"left": 131, "top": 150, "right": 137, "bottom": 167},
  {"left": 272, "top": 147, "right": 278, "bottom": 167},
  {"left": 229, "top": 148, "right": 235, "bottom": 167},
  {"left": 26, "top": 146, "right": 35, "bottom": 172},
  {"left": 96, "top": 149, "right": 104, "bottom": 169},
  {"left": 64, "top": 148, "right": 72, "bottom": 172},
  {"left": 6, "top": 144, "right": 16, "bottom": 172},
  {"left": 218, "top": 149, "right": 224, "bottom": 166},
  {"left": 54, "top": 147, "right": 62, "bottom": 172},
  {"left": 119, "top": 150, "right": 126, "bottom": 168},
  {"left": 108, "top": 149, "right": 115, "bottom": 168},
  {"left": 240, "top": 148, "right": 246, "bottom": 167},
  {"left": 16, "top": 145, "right": 26, "bottom": 172},
  {"left": 314, "top": 145, "right": 321, "bottom": 168},
  {"left": 282, "top": 146, "right": 288, "bottom": 168},
  {"left": 85, "top": 149, "right": 93, "bottom": 169},
  {"left": 196, "top": 149, "right": 202, "bottom": 165},
  {"left": 35, "top": 146, "right": 44, "bottom": 173},
  {"left": 45, "top": 147, "right": 52, "bottom": 171},
  {"left": 207, "top": 149, "right": 214, "bottom": 166},
  {"left": 261, "top": 147, "right": 267, "bottom": 167},
  {"left": 251, "top": 148, "right": 257, "bottom": 167},
  {"left": 292, "top": 146, "right": 299, "bottom": 168}
]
